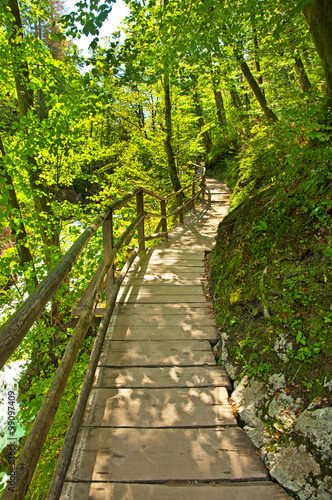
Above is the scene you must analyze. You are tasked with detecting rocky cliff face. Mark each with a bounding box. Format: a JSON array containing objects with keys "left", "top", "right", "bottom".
[{"left": 215, "top": 337, "right": 332, "bottom": 499}]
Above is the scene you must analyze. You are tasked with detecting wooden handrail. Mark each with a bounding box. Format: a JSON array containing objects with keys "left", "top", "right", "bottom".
[
  {"left": 0, "top": 213, "right": 145, "bottom": 500},
  {"left": 0, "top": 187, "right": 141, "bottom": 371},
  {"left": 0, "top": 164, "right": 207, "bottom": 499},
  {"left": 47, "top": 245, "right": 141, "bottom": 500},
  {"left": 141, "top": 187, "right": 164, "bottom": 200}
]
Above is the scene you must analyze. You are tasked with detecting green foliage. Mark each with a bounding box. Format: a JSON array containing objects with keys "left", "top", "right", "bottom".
[
  {"left": 209, "top": 115, "right": 332, "bottom": 403},
  {"left": 1, "top": 0, "right": 332, "bottom": 493}
]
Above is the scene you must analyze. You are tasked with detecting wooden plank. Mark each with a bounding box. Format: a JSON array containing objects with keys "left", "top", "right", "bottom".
[
  {"left": 65, "top": 427, "right": 268, "bottom": 482},
  {"left": 119, "top": 284, "right": 204, "bottom": 296},
  {"left": 94, "top": 366, "right": 232, "bottom": 391},
  {"left": 114, "top": 302, "right": 214, "bottom": 315},
  {"left": 61, "top": 481, "right": 290, "bottom": 500},
  {"left": 110, "top": 314, "right": 215, "bottom": 328},
  {"left": 99, "top": 339, "right": 216, "bottom": 367},
  {"left": 108, "top": 324, "right": 218, "bottom": 341},
  {"left": 148, "top": 248, "right": 204, "bottom": 257},
  {"left": 126, "top": 273, "right": 205, "bottom": 286},
  {"left": 82, "top": 387, "right": 236, "bottom": 428},
  {"left": 146, "top": 257, "right": 204, "bottom": 266},
  {"left": 141, "top": 265, "right": 204, "bottom": 275},
  {"left": 131, "top": 264, "right": 205, "bottom": 273},
  {"left": 118, "top": 294, "right": 209, "bottom": 304},
  {"left": 76, "top": 302, "right": 215, "bottom": 318}
]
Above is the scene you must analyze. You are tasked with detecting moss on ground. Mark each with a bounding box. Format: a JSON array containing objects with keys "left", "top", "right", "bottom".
[{"left": 208, "top": 123, "right": 332, "bottom": 407}]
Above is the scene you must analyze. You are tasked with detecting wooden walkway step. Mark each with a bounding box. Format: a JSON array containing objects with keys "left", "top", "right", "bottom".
[{"left": 60, "top": 179, "right": 290, "bottom": 499}]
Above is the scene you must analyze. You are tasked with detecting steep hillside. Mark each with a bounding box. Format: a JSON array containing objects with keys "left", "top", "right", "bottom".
[{"left": 208, "top": 122, "right": 332, "bottom": 498}]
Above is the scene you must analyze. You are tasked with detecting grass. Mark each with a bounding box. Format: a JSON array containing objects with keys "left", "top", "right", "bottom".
[{"left": 208, "top": 120, "right": 332, "bottom": 406}]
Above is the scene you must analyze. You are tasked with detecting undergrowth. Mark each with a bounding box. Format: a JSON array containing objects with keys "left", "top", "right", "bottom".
[{"left": 208, "top": 118, "right": 332, "bottom": 405}]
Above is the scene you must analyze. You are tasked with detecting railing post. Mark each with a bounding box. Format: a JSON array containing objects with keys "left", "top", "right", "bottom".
[
  {"left": 161, "top": 199, "right": 167, "bottom": 234},
  {"left": 136, "top": 190, "right": 145, "bottom": 251},
  {"left": 103, "top": 212, "right": 114, "bottom": 305},
  {"left": 178, "top": 191, "right": 184, "bottom": 223},
  {"left": 201, "top": 172, "right": 206, "bottom": 202},
  {"left": 192, "top": 181, "right": 196, "bottom": 213}
]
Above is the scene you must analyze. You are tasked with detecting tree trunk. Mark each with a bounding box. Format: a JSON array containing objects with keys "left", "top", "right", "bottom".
[
  {"left": 281, "top": 66, "right": 292, "bottom": 88},
  {"left": 252, "top": 16, "right": 263, "bottom": 86},
  {"left": 294, "top": 55, "right": 311, "bottom": 92},
  {"left": 303, "top": 0, "right": 332, "bottom": 109},
  {"left": 0, "top": 137, "right": 37, "bottom": 287},
  {"left": 7, "top": 0, "right": 61, "bottom": 267},
  {"left": 235, "top": 50, "right": 278, "bottom": 123},
  {"left": 213, "top": 89, "right": 227, "bottom": 126},
  {"left": 163, "top": 70, "right": 181, "bottom": 192},
  {"left": 302, "top": 48, "right": 313, "bottom": 68},
  {"left": 230, "top": 87, "right": 243, "bottom": 109},
  {"left": 287, "top": 30, "right": 311, "bottom": 93},
  {"left": 192, "top": 87, "right": 213, "bottom": 154}
]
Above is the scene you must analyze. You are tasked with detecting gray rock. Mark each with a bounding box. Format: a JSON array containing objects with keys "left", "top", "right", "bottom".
[
  {"left": 260, "top": 446, "right": 281, "bottom": 470},
  {"left": 295, "top": 407, "right": 332, "bottom": 460},
  {"left": 274, "top": 333, "right": 293, "bottom": 362},
  {"left": 224, "top": 360, "right": 236, "bottom": 381},
  {"left": 231, "top": 376, "right": 266, "bottom": 411},
  {"left": 268, "top": 393, "right": 297, "bottom": 419},
  {"left": 244, "top": 426, "right": 266, "bottom": 449},
  {"left": 269, "top": 444, "right": 320, "bottom": 498},
  {"left": 220, "top": 332, "right": 228, "bottom": 363},
  {"left": 268, "top": 373, "right": 286, "bottom": 393},
  {"left": 239, "top": 402, "right": 265, "bottom": 428},
  {"left": 229, "top": 376, "right": 329, "bottom": 499},
  {"left": 278, "top": 411, "right": 296, "bottom": 430},
  {"left": 316, "top": 476, "right": 332, "bottom": 500}
]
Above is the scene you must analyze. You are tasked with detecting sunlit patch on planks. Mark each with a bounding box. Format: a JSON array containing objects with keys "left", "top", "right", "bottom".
[{"left": 60, "top": 179, "right": 290, "bottom": 499}]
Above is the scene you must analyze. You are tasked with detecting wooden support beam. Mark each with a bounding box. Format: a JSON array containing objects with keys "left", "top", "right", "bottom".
[
  {"left": 103, "top": 213, "right": 114, "bottom": 306},
  {"left": 47, "top": 246, "right": 140, "bottom": 500},
  {"left": 145, "top": 231, "right": 168, "bottom": 242},
  {"left": 179, "top": 191, "right": 184, "bottom": 224},
  {"left": 145, "top": 212, "right": 166, "bottom": 219},
  {"left": 161, "top": 199, "right": 167, "bottom": 234},
  {"left": 136, "top": 191, "right": 145, "bottom": 252},
  {"left": 192, "top": 181, "right": 196, "bottom": 213}
]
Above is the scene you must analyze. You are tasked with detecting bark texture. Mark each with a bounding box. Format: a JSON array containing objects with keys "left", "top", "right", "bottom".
[
  {"left": 163, "top": 71, "right": 181, "bottom": 192},
  {"left": 213, "top": 89, "right": 227, "bottom": 126},
  {"left": 235, "top": 51, "right": 278, "bottom": 123},
  {"left": 7, "top": 0, "right": 60, "bottom": 265},
  {"left": 0, "top": 136, "right": 37, "bottom": 284},
  {"left": 303, "top": 0, "right": 332, "bottom": 107}
]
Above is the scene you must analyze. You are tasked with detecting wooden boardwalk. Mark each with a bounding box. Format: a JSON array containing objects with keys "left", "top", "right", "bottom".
[{"left": 61, "top": 179, "right": 289, "bottom": 499}]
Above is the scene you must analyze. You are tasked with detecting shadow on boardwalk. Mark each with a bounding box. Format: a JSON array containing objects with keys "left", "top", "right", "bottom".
[{"left": 61, "top": 179, "right": 290, "bottom": 499}]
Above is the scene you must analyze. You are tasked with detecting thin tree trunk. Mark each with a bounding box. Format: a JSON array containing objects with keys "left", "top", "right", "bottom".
[
  {"left": 213, "top": 89, "right": 227, "bottom": 126},
  {"left": 162, "top": 0, "right": 181, "bottom": 193},
  {"left": 230, "top": 87, "right": 242, "bottom": 109},
  {"left": 252, "top": 16, "right": 263, "bottom": 86},
  {"left": 7, "top": 0, "right": 61, "bottom": 267},
  {"left": 281, "top": 66, "right": 292, "bottom": 88},
  {"left": 163, "top": 70, "right": 181, "bottom": 192},
  {"left": 302, "top": 48, "right": 313, "bottom": 68},
  {"left": 0, "top": 136, "right": 38, "bottom": 287},
  {"left": 192, "top": 85, "right": 213, "bottom": 154},
  {"left": 294, "top": 55, "right": 311, "bottom": 92},
  {"left": 287, "top": 30, "right": 311, "bottom": 93},
  {"left": 235, "top": 50, "right": 278, "bottom": 123}
]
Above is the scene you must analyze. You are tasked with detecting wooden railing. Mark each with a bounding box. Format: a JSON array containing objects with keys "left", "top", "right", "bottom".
[{"left": 0, "top": 166, "right": 209, "bottom": 500}]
